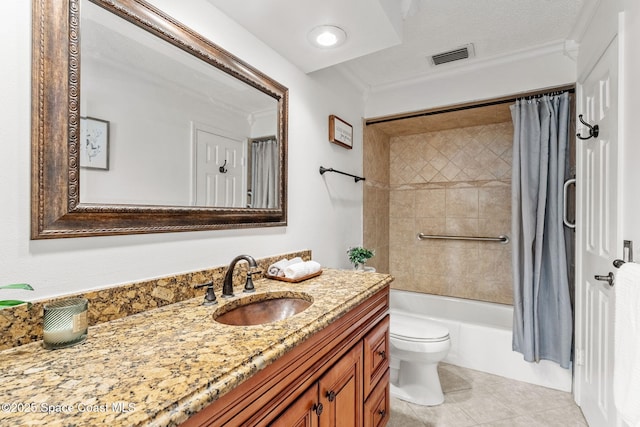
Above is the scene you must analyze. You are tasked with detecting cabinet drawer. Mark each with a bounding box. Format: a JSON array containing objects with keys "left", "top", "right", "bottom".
[
  {"left": 363, "top": 314, "right": 389, "bottom": 397},
  {"left": 364, "top": 369, "right": 389, "bottom": 427}
]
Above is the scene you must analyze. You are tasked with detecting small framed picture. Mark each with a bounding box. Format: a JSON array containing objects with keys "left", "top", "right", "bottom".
[
  {"left": 80, "top": 117, "right": 109, "bottom": 170},
  {"left": 329, "top": 115, "right": 353, "bottom": 149}
]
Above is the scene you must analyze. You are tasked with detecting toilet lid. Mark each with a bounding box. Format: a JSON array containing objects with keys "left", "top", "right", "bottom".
[{"left": 390, "top": 312, "right": 450, "bottom": 342}]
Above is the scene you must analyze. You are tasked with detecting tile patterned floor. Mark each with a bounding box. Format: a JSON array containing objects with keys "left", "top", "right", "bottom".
[{"left": 389, "top": 363, "right": 588, "bottom": 427}]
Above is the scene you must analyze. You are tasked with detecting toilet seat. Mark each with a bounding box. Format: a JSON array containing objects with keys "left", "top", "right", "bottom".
[{"left": 390, "top": 312, "right": 449, "bottom": 343}]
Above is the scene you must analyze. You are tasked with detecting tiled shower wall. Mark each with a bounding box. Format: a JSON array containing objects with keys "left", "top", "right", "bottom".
[
  {"left": 365, "top": 121, "right": 514, "bottom": 305},
  {"left": 363, "top": 126, "right": 390, "bottom": 274}
]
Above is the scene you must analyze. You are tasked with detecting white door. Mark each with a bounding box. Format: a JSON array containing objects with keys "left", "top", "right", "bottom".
[
  {"left": 193, "top": 124, "right": 246, "bottom": 207},
  {"left": 574, "top": 37, "right": 620, "bottom": 427}
]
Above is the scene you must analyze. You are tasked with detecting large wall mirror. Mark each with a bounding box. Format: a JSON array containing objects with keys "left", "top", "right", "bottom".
[{"left": 31, "top": 0, "right": 288, "bottom": 239}]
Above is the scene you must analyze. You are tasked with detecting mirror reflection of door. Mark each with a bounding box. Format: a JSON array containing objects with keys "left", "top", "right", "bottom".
[{"left": 193, "top": 124, "right": 246, "bottom": 207}]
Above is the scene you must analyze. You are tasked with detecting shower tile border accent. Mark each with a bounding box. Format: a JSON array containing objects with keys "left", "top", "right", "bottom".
[
  {"left": 0, "top": 250, "right": 311, "bottom": 350},
  {"left": 390, "top": 178, "right": 510, "bottom": 191}
]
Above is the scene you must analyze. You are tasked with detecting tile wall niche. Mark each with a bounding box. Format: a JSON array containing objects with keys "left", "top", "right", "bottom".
[{"left": 365, "top": 120, "right": 514, "bottom": 305}]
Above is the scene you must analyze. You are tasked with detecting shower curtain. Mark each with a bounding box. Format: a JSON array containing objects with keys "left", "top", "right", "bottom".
[
  {"left": 510, "top": 92, "right": 573, "bottom": 369},
  {"left": 251, "top": 137, "right": 279, "bottom": 208}
]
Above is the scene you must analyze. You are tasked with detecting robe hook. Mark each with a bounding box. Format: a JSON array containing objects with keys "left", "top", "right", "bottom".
[
  {"left": 577, "top": 114, "right": 599, "bottom": 140},
  {"left": 219, "top": 159, "right": 228, "bottom": 173}
]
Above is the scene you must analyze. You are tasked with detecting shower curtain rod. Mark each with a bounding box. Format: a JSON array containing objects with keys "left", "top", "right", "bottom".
[{"left": 366, "top": 85, "right": 575, "bottom": 126}]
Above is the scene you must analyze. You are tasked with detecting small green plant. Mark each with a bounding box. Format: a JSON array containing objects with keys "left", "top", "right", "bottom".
[
  {"left": 347, "top": 247, "right": 375, "bottom": 268},
  {"left": 0, "top": 283, "right": 34, "bottom": 308}
]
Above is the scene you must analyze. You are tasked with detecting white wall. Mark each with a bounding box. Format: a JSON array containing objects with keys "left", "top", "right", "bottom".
[
  {"left": 81, "top": 59, "right": 253, "bottom": 205},
  {"left": 251, "top": 110, "right": 277, "bottom": 138},
  {"left": 0, "top": 0, "right": 365, "bottom": 300},
  {"left": 364, "top": 45, "right": 577, "bottom": 118}
]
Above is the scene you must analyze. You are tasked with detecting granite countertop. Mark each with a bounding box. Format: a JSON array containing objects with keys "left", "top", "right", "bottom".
[{"left": 0, "top": 269, "right": 392, "bottom": 426}]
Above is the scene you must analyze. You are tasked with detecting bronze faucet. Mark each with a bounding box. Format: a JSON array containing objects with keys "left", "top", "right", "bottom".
[{"left": 222, "top": 255, "right": 258, "bottom": 298}]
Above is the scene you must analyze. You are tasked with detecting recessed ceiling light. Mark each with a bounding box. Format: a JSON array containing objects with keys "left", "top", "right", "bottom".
[{"left": 307, "top": 25, "right": 347, "bottom": 48}]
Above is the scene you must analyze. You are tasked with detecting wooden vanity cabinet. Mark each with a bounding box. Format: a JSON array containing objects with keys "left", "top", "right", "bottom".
[
  {"left": 269, "top": 385, "right": 318, "bottom": 427},
  {"left": 182, "top": 285, "right": 389, "bottom": 427},
  {"left": 363, "top": 316, "right": 390, "bottom": 398},
  {"left": 363, "top": 316, "right": 390, "bottom": 427},
  {"left": 318, "top": 341, "right": 363, "bottom": 426},
  {"left": 272, "top": 342, "right": 363, "bottom": 426},
  {"left": 363, "top": 370, "right": 390, "bottom": 427},
  {"left": 273, "top": 316, "right": 390, "bottom": 427}
]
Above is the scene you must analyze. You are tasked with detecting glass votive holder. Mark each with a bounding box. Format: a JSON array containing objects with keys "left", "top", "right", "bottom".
[{"left": 43, "top": 298, "right": 88, "bottom": 350}]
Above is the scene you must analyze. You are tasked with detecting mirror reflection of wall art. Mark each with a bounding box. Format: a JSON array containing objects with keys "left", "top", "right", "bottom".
[
  {"left": 329, "top": 115, "right": 353, "bottom": 149},
  {"left": 80, "top": 117, "right": 109, "bottom": 170}
]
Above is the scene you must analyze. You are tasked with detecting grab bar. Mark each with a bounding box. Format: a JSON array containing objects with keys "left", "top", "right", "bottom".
[
  {"left": 563, "top": 178, "right": 576, "bottom": 228},
  {"left": 417, "top": 233, "right": 509, "bottom": 244}
]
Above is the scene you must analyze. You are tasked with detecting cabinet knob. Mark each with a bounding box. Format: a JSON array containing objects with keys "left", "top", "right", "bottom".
[
  {"left": 313, "top": 402, "right": 323, "bottom": 416},
  {"left": 378, "top": 409, "right": 386, "bottom": 417},
  {"left": 326, "top": 390, "right": 336, "bottom": 402},
  {"left": 377, "top": 350, "right": 386, "bottom": 359}
]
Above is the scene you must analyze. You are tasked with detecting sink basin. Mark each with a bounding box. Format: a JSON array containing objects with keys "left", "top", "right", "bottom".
[{"left": 214, "top": 292, "right": 313, "bottom": 326}]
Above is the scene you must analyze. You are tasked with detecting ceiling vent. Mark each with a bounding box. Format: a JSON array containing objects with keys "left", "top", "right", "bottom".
[{"left": 430, "top": 44, "right": 475, "bottom": 66}]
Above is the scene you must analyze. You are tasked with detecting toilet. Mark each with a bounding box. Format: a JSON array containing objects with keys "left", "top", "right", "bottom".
[{"left": 389, "top": 311, "right": 451, "bottom": 406}]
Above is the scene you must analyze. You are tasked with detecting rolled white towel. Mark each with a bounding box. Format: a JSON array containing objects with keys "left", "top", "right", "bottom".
[
  {"left": 267, "top": 258, "right": 288, "bottom": 276},
  {"left": 268, "top": 257, "right": 302, "bottom": 277},
  {"left": 284, "top": 260, "right": 321, "bottom": 280}
]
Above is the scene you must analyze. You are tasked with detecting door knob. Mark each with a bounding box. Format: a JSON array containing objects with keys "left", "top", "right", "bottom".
[{"left": 594, "top": 272, "right": 614, "bottom": 287}]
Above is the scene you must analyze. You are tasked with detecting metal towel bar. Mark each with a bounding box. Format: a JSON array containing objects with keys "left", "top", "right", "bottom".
[
  {"left": 319, "top": 166, "right": 365, "bottom": 183},
  {"left": 417, "top": 233, "right": 510, "bottom": 244}
]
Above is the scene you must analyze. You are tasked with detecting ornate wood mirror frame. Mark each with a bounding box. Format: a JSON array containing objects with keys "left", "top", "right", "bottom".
[{"left": 31, "top": 0, "right": 288, "bottom": 239}]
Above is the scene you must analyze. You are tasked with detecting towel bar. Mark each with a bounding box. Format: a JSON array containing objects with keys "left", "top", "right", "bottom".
[
  {"left": 319, "top": 166, "right": 365, "bottom": 183},
  {"left": 417, "top": 233, "right": 509, "bottom": 244}
]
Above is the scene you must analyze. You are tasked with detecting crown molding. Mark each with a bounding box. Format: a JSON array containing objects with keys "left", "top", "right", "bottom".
[
  {"left": 365, "top": 40, "right": 570, "bottom": 94},
  {"left": 568, "top": 0, "right": 603, "bottom": 43}
]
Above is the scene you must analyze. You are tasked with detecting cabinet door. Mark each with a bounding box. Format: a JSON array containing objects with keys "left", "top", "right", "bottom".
[
  {"left": 319, "top": 342, "right": 363, "bottom": 427},
  {"left": 363, "top": 315, "right": 389, "bottom": 397},
  {"left": 270, "top": 384, "right": 320, "bottom": 427},
  {"left": 364, "top": 370, "right": 390, "bottom": 427}
]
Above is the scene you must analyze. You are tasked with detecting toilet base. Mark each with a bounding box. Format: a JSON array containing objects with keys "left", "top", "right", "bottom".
[{"left": 390, "top": 360, "right": 444, "bottom": 406}]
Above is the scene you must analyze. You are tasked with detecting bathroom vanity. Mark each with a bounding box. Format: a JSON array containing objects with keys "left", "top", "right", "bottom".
[
  {"left": 0, "top": 270, "right": 391, "bottom": 426},
  {"left": 186, "top": 278, "right": 390, "bottom": 426}
]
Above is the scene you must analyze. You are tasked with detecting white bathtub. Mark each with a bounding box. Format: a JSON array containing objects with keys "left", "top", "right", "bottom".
[{"left": 390, "top": 289, "right": 572, "bottom": 392}]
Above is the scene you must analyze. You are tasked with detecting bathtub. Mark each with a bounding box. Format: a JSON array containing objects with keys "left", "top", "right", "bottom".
[{"left": 390, "top": 289, "right": 572, "bottom": 392}]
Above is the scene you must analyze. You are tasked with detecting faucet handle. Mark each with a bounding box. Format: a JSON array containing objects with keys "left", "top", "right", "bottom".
[
  {"left": 195, "top": 282, "right": 218, "bottom": 306},
  {"left": 244, "top": 271, "right": 258, "bottom": 293}
]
